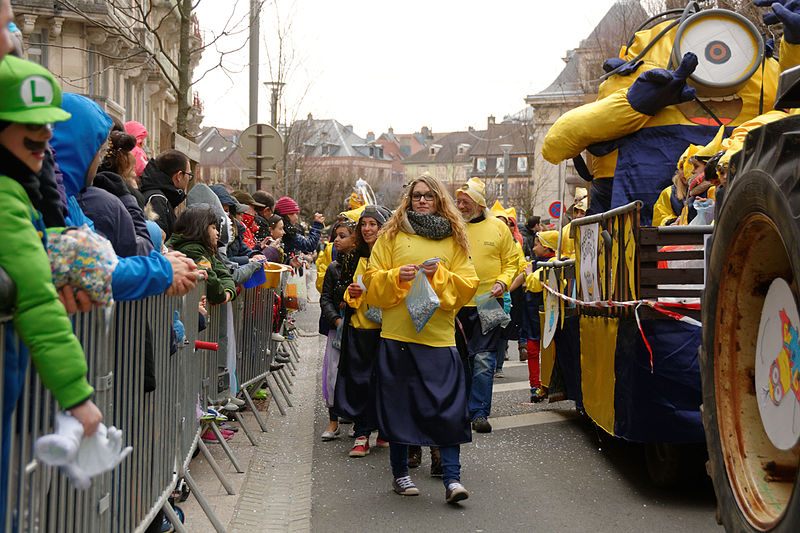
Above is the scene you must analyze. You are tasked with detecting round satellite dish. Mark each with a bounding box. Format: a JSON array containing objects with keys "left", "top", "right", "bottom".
[{"left": 672, "top": 9, "right": 764, "bottom": 96}]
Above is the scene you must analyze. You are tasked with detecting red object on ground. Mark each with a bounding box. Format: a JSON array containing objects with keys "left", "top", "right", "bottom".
[{"left": 195, "top": 340, "right": 219, "bottom": 351}]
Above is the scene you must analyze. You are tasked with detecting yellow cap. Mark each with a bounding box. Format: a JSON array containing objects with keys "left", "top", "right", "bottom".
[
  {"left": 537, "top": 230, "right": 559, "bottom": 252},
  {"left": 572, "top": 187, "right": 588, "bottom": 213},
  {"left": 695, "top": 126, "right": 726, "bottom": 160},
  {"left": 339, "top": 205, "right": 365, "bottom": 222},
  {"left": 490, "top": 199, "right": 507, "bottom": 219},
  {"left": 505, "top": 207, "right": 518, "bottom": 221},
  {"left": 678, "top": 144, "right": 701, "bottom": 180},
  {"left": 456, "top": 177, "right": 487, "bottom": 208}
]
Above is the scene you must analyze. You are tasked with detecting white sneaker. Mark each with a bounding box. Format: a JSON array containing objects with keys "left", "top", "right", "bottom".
[
  {"left": 445, "top": 481, "right": 469, "bottom": 503},
  {"left": 392, "top": 475, "right": 420, "bottom": 496}
]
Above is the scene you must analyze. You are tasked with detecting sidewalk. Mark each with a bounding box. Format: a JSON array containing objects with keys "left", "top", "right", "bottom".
[{"left": 180, "top": 327, "right": 323, "bottom": 532}]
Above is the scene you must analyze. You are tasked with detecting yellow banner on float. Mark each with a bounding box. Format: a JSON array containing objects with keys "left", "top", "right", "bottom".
[
  {"left": 540, "top": 311, "right": 556, "bottom": 387},
  {"left": 579, "top": 316, "right": 619, "bottom": 435}
]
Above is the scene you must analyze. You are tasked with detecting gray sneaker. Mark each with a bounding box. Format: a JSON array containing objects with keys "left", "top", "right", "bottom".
[
  {"left": 494, "top": 369, "right": 505, "bottom": 379},
  {"left": 445, "top": 481, "right": 469, "bottom": 503},
  {"left": 392, "top": 475, "right": 420, "bottom": 496},
  {"left": 471, "top": 417, "right": 492, "bottom": 433}
]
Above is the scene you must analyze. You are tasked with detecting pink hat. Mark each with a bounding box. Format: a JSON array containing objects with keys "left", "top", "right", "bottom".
[{"left": 274, "top": 196, "right": 300, "bottom": 215}]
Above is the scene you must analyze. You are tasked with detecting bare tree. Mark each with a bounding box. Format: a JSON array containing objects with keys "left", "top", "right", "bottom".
[{"left": 50, "top": 0, "right": 266, "bottom": 137}]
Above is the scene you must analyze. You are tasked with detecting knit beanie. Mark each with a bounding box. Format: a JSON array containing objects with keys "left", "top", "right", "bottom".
[
  {"left": 274, "top": 196, "right": 300, "bottom": 215},
  {"left": 360, "top": 205, "right": 391, "bottom": 226}
]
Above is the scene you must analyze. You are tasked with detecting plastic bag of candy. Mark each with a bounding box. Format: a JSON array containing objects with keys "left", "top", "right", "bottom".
[
  {"left": 474, "top": 292, "right": 510, "bottom": 335},
  {"left": 406, "top": 267, "right": 439, "bottom": 334},
  {"left": 46, "top": 225, "right": 118, "bottom": 306}
]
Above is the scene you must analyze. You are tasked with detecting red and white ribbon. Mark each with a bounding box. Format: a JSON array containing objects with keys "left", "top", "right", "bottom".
[{"left": 541, "top": 281, "right": 701, "bottom": 372}]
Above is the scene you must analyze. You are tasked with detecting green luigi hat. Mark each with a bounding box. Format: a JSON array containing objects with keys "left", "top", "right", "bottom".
[{"left": 0, "top": 55, "right": 71, "bottom": 124}]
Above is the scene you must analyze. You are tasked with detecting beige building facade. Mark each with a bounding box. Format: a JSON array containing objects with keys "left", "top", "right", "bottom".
[{"left": 11, "top": 0, "right": 202, "bottom": 156}]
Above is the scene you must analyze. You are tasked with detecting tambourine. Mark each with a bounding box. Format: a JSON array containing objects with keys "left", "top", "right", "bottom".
[{"left": 671, "top": 9, "right": 764, "bottom": 96}]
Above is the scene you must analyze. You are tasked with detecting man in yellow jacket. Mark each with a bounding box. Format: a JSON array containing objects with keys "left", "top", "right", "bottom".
[{"left": 455, "top": 178, "right": 520, "bottom": 433}]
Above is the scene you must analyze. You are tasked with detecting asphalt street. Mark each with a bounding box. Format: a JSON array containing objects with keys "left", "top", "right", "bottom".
[
  {"left": 182, "top": 282, "right": 722, "bottom": 532},
  {"left": 303, "top": 307, "right": 722, "bottom": 532}
]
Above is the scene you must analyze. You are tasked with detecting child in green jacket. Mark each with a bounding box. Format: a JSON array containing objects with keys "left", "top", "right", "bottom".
[
  {"left": 0, "top": 54, "right": 103, "bottom": 523},
  {"left": 166, "top": 205, "right": 236, "bottom": 304}
]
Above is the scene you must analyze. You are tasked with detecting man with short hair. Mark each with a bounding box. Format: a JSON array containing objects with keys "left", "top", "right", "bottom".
[
  {"left": 252, "top": 190, "right": 275, "bottom": 240},
  {"left": 455, "top": 178, "right": 520, "bottom": 433},
  {"left": 139, "top": 149, "right": 191, "bottom": 238}
]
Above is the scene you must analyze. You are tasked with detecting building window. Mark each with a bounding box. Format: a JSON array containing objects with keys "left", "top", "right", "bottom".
[
  {"left": 496, "top": 157, "right": 504, "bottom": 173},
  {"left": 321, "top": 144, "right": 329, "bottom": 156},
  {"left": 476, "top": 158, "right": 486, "bottom": 172},
  {"left": 518, "top": 156, "right": 528, "bottom": 172},
  {"left": 27, "top": 30, "right": 48, "bottom": 68}
]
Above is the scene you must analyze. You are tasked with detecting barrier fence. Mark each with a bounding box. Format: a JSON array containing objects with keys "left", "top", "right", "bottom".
[{"left": 1, "top": 267, "right": 303, "bottom": 532}]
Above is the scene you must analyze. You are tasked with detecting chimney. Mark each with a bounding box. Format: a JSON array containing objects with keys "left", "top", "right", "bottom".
[
  {"left": 307, "top": 112, "right": 313, "bottom": 120},
  {"left": 388, "top": 127, "right": 394, "bottom": 135},
  {"left": 468, "top": 126, "right": 474, "bottom": 132},
  {"left": 345, "top": 124, "right": 353, "bottom": 133},
  {"left": 487, "top": 115, "right": 495, "bottom": 127},
  {"left": 366, "top": 131, "right": 375, "bottom": 142}
]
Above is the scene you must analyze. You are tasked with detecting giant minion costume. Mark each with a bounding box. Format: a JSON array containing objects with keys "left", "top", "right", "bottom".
[{"left": 542, "top": 3, "right": 800, "bottom": 225}]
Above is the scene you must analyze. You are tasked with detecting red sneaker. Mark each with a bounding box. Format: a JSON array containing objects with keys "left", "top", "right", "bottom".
[
  {"left": 349, "top": 436, "right": 370, "bottom": 457},
  {"left": 375, "top": 438, "right": 389, "bottom": 448}
]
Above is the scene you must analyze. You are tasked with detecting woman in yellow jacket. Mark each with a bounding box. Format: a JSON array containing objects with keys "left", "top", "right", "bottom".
[
  {"left": 364, "top": 174, "right": 478, "bottom": 503},
  {"left": 335, "top": 205, "right": 392, "bottom": 457}
]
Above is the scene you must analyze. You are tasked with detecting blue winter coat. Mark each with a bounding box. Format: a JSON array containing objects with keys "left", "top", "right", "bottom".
[{"left": 51, "top": 94, "right": 172, "bottom": 300}]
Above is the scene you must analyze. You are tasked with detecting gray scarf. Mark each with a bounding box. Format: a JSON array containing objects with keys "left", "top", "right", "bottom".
[{"left": 404, "top": 210, "right": 453, "bottom": 240}]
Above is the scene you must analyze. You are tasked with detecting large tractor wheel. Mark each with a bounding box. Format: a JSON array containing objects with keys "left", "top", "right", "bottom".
[{"left": 701, "top": 117, "right": 800, "bottom": 532}]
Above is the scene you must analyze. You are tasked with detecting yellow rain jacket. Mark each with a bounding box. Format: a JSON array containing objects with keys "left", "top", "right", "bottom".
[
  {"left": 364, "top": 231, "right": 479, "bottom": 347},
  {"left": 315, "top": 241, "right": 334, "bottom": 293},
  {"left": 343, "top": 257, "right": 380, "bottom": 330}
]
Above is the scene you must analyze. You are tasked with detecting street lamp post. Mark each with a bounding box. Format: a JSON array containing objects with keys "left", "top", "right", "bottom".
[{"left": 500, "top": 143, "right": 513, "bottom": 205}]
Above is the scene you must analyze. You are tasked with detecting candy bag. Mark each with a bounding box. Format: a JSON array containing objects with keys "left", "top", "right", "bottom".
[
  {"left": 364, "top": 305, "right": 382, "bottom": 324},
  {"left": 474, "top": 292, "right": 510, "bottom": 335},
  {"left": 46, "top": 225, "right": 118, "bottom": 306},
  {"left": 406, "top": 268, "right": 439, "bottom": 334}
]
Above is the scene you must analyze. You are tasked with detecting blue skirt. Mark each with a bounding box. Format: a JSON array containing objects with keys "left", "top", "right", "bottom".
[
  {"left": 375, "top": 339, "right": 471, "bottom": 447},
  {"left": 333, "top": 327, "right": 380, "bottom": 427}
]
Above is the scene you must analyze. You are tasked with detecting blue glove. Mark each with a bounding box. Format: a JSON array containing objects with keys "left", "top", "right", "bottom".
[
  {"left": 756, "top": 0, "right": 800, "bottom": 44},
  {"left": 173, "top": 310, "right": 185, "bottom": 343},
  {"left": 626, "top": 52, "right": 698, "bottom": 116}
]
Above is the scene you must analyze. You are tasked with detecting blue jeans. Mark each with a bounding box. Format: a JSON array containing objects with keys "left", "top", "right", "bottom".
[
  {"left": 468, "top": 351, "right": 496, "bottom": 419},
  {"left": 494, "top": 338, "right": 506, "bottom": 372},
  {"left": 389, "top": 443, "right": 461, "bottom": 486}
]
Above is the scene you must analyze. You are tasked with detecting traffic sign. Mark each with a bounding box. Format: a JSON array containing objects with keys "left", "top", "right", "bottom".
[
  {"left": 237, "top": 123, "right": 283, "bottom": 184},
  {"left": 549, "top": 201, "right": 562, "bottom": 218}
]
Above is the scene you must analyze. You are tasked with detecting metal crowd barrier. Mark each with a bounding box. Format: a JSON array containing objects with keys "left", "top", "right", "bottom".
[{"left": 1, "top": 266, "right": 307, "bottom": 533}]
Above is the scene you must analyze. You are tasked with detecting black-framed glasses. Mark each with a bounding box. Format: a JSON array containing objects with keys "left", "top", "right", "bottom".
[
  {"left": 411, "top": 192, "right": 435, "bottom": 201},
  {"left": 182, "top": 170, "right": 194, "bottom": 179}
]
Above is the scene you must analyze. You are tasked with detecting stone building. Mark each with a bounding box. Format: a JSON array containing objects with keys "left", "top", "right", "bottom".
[
  {"left": 11, "top": 0, "right": 203, "bottom": 156},
  {"left": 524, "top": 0, "right": 647, "bottom": 218}
]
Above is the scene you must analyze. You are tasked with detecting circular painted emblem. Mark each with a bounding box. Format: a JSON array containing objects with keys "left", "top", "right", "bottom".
[
  {"left": 20, "top": 75, "right": 54, "bottom": 106},
  {"left": 755, "top": 277, "right": 800, "bottom": 451},
  {"left": 705, "top": 40, "right": 731, "bottom": 64}
]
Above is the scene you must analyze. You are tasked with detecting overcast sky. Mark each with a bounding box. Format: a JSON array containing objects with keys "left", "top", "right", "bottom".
[{"left": 194, "top": 0, "right": 622, "bottom": 137}]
